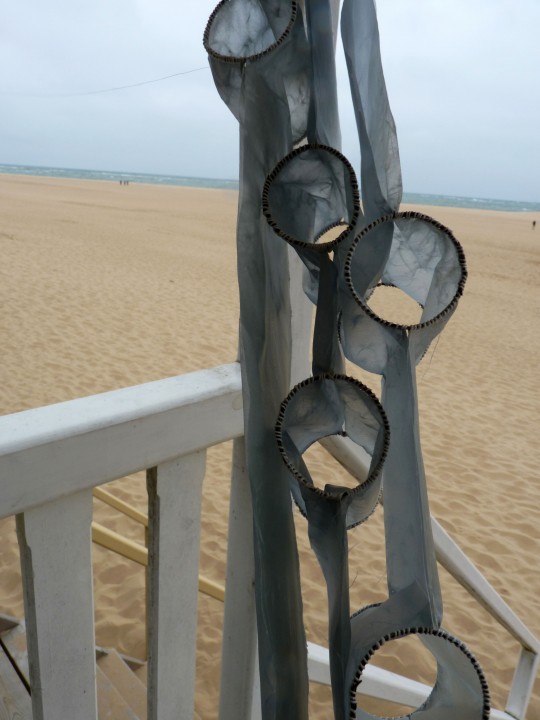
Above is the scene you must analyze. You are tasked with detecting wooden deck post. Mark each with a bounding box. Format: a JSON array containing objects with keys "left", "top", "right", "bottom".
[
  {"left": 219, "top": 437, "right": 258, "bottom": 719},
  {"left": 146, "top": 451, "right": 206, "bottom": 720},
  {"left": 16, "top": 489, "right": 97, "bottom": 720}
]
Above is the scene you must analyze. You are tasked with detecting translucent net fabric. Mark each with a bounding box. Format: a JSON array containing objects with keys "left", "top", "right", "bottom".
[
  {"left": 204, "top": 1, "right": 490, "bottom": 718},
  {"left": 205, "top": 3, "right": 312, "bottom": 718}
]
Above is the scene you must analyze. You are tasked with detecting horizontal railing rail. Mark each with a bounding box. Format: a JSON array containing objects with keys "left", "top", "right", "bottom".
[
  {"left": 0, "top": 362, "right": 537, "bottom": 719},
  {"left": 0, "top": 363, "right": 243, "bottom": 520},
  {"left": 0, "top": 364, "right": 243, "bottom": 720}
]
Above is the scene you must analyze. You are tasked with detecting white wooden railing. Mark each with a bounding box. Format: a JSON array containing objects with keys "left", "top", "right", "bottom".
[{"left": 0, "top": 362, "right": 538, "bottom": 719}]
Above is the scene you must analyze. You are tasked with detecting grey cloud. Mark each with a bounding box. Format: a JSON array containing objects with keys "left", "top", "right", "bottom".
[{"left": 1, "top": 0, "right": 538, "bottom": 200}]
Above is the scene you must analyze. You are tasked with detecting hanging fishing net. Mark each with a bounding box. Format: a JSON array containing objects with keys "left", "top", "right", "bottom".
[{"left": 204, "top": 1, "right": 490, "bottom": 718}]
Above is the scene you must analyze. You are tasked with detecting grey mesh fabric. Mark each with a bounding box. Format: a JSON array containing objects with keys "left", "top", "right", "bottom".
[
  {"left": 205, "top": 1, "right": 490, "bottom": 719},
  {"left": 205, "top": 3, "right": 311, "bottom": 718}
]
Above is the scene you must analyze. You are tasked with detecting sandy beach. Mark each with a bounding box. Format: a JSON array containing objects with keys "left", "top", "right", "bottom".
[{"left": 1, "top": 174, "right": 539, "bottom": 717}]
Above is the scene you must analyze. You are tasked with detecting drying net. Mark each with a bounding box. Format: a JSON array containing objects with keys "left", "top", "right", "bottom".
[{"left": 204, "top": 1, "right": 490, "bottom": 718}]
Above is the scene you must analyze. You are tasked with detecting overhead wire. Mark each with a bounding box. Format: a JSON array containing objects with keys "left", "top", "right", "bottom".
[{"left": 1, "top": 65, "right": 209, "bottom": 98}]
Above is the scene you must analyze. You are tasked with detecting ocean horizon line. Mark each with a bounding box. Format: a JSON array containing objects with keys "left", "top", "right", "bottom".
[{"left": 1, "top": 162, "right": 539, "bottom": 214}]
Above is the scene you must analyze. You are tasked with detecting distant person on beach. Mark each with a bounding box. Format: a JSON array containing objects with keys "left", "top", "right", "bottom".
[{"left": 533, "top": 220, "right": 536, "bottom": 230}]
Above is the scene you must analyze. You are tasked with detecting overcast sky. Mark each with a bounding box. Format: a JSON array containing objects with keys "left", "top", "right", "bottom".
[{"left": 1, "top": 1, "right": 539, "bottom": 202}]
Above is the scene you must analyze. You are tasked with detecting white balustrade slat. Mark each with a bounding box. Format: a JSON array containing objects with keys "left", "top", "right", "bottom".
[
  {"left": 0, "top": 364, "right": 242, "bottom": 520},
  {"left": 505, "top": 647, "right": 540, "bottom": 719},
  {"left": 16, "top": 489, "right": 97, "bottom": 720},
  {"left": 219, "top": 437, "right": 259, "bottom": 720},
  {"left": 146, "top": 452, "right": 206, "bottom": 720},
  {"left": 431, "top": 519, "right": 540, "bottom": 656}
]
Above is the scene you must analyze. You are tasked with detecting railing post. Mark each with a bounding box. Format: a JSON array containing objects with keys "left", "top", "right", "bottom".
[
  {"left": 219, "top": 437, "right": 258, "bottom": 719},
  {"left": 146, "top": 451, "right": 206, "bottom": 720},
  {"left": 505, "top": 647, "right": 540, "bottom": 719},
  {"left": 16, "top": 489, "right": 97, "bottom": 720}
]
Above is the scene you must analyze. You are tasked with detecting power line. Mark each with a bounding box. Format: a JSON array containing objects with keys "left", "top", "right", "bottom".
[{"left": 1, "top": 65, "right": 209, "bottom": 98}]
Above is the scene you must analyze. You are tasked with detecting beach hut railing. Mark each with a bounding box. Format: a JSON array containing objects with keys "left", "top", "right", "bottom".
[{"left": 0, "top": 361, "right": 537, "bottom": 719}]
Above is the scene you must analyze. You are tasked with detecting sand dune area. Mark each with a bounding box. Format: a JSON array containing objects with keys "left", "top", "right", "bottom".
[{"left": 0, "top": 174, "right": 539, "bottom": 717}]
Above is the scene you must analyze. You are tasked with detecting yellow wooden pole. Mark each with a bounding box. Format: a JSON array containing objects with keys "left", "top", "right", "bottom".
[{"left": 91, "top": 522, "right": 225, "bottom": 602}]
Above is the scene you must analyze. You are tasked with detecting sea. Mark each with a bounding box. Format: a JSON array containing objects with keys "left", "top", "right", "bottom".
[{"left": 1, "top": 163, "right": 539, "bottom": 214}]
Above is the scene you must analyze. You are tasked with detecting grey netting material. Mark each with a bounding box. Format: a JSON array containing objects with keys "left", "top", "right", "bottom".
[
  {"left": 205, "top": 1, "right": 490, "bottom": 718},
  {"left": 341, "top": 0, "right": 402, "bottom": 221},
  {"left": 262, "top": 143, "right": 360, "bottom": 374},
  {"left": 205, "top": 2, "right": 311, "bottom": 718},
  {"left": 276, "top": 374, "right": 389, "bottom": 716},
  {"left": 340, "top": 212, "right": 488, "bottom": 720}
]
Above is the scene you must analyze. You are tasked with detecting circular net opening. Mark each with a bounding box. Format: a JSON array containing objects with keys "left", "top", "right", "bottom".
[
  {"left": 263, "top": 145, "right": 360, "bottom": 252},
  {"left": 316, "top": 222, "right": 350, "bottom": 247},
  {"left": 367, "top": 284, "right": 424, "bottom": 326},
  {"left": 204, "top": 0, "right": 295, "bottom": 62},
  {"left": 276, "top": 374, "right": 388, "bottom": 498},
  {"left": 346, "top": 212, "right": 467, "bottom": 331},
  {"left": 351, "top": 629, "right": 490, "bottom": 720},
  {"left": 354, "top": 633, "right": 437, "bottom": 718}
]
